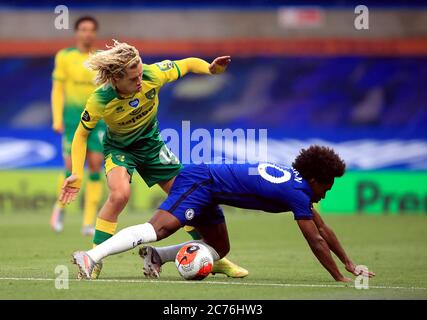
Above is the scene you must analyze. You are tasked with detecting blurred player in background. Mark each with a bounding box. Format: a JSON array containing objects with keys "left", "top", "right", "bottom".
[
  {"left": 50, "top": 16, "right": 105, "bottom": 236},
  {"left": 60, "top": 40, "right": 248, "bottom": 279}
]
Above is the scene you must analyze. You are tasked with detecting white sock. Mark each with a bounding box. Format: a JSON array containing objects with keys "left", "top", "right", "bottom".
[
  {"left": 156, "top": 240, "right": 220, "bottom": 264},
  {"left": 86, "top": 223, "right": 157, "bottom": 263}
]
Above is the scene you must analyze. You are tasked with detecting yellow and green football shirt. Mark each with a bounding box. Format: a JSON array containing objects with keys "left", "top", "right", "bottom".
[
  {"left": 70, "top": 57, "right": 212, "bottom": 188},
  {"left": 79, "top": 60, "right": 183, "bottom": 147},
  {"left": 52, "top": 47, "right": 98, "bottom": 126}
]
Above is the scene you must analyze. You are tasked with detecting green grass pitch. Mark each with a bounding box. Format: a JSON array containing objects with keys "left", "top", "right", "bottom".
[{"left": 1, "top": 210, "right": 427, "bottom": 299}]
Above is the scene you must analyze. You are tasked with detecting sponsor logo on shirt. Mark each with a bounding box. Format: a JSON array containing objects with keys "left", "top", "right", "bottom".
[
  {"left": 128, "top": 98, "right": 139, "bottom": 108},
  {"left": 129, "top": 106, "right": 143, "bottom": 116},
  {"left": 117, "top": 104, "right": 155, "bottom": 126},
  {"left": 82, "top": 110, "right": 90, "bottom": 122}
]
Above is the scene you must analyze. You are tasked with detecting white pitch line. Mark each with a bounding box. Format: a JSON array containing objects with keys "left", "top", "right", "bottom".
[{"left": 0, "top": 277, "right": 427, "bottom": 291}]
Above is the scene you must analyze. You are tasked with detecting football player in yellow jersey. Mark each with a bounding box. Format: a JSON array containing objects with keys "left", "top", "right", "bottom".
[
  {"left": 50, "top": 16, "right": 105, "bottom": 236},
  {"left": 60, "top": 40, "right": 248, "bottom": 279}
]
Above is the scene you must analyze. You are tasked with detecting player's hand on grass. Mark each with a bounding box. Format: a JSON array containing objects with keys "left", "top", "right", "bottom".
[
  {"left": 209, "top": 56, "right": 231, "bottom": 74},
  {"left": 60, "top": 174, "right": 80, "bottom": 205},
  {"left": 345, "top": 261, "right": 376, "bottom": 278},
  {"left": 52, "top": 123, "right": 64, "bottom": 134}
]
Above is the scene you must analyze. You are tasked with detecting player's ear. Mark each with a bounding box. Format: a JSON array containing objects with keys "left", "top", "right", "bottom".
[
  {"left": 112, "top": 69, "right": 127, "bottom": 82},
  {"left": 111, "top": 74, "right": 121, "bottom": 86},
  {"left": 308, "top": 178, "right": 318, "bottom": 188}
]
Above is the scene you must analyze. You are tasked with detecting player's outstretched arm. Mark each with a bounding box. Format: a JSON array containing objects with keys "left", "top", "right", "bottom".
[
  {"left": 51, "top": 80, "right": 65, "bottom": 133},
  {"left": 60, "top": 175, "right": 80, "bottom": 204},
  {"left": 297, "top": 219, "right": 351, "bottom": 282},
  {"left": 59, "top": 123, "right": 89, "bottom": 204},
  {"left": 312, "top": 208, "right": 376, "bottom": 279},
  {"left": 208, "top": 56, "right": 231, "bottom": 74},
  {"left": 175, "top": 56, "right": 231, "bottom": 76}
]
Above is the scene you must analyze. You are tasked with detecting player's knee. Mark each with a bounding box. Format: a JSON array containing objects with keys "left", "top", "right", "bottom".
[
  {"left": 88, "top": 159, "right": 103, "bottom": 172},
  {"left": 153, "top": 225, "right": 175, "bottom": 240},
  {"left": 107, "top": 189, "right": 130, "bottom": 207},
  {"left": 88, "top": 162, "right": 102, "bottom": 172}
]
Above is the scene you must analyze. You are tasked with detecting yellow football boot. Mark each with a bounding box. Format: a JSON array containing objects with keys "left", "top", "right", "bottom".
[{"left": 211, "top": 258, "right": 249, "bottom": 278}]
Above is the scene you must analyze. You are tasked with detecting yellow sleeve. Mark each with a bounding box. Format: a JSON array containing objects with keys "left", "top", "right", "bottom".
[
  {"left": 69, "top": 93, "right": 104, "bottom": 188},
  {"left": 51, "top": 80, "right": 64, "bottom": 130},
  {"left": 174, "top": 58, "right": 211, "bottom": 76},
  {"left": 51, "top": 50, "right": 67, "bottom": 130},
  {"left": 79, "top": 93, "right": 103, "bottom": 131},
  {"left": 52, "top": 50, "right": 66, "bottom": 82},
  {"left": 69, "top": 123, "right": 89, "bottom": 188},
  {"left": 151, "top": 58, "right": 211, "bottom": 86}
]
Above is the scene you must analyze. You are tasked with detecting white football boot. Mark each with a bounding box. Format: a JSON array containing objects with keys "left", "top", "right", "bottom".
[
  {"left": 139, "top": 246, "right": 162, "bottom": 278},
  {"left": 72, "top": 251, "right": 95, "bottom": 280}
]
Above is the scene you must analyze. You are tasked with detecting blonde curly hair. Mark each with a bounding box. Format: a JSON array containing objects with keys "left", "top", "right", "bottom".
[{"left": 86, "top": 40, "right": 141, "bottom": 85}]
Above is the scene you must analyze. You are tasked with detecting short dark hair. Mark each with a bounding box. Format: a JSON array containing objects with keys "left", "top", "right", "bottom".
[
  {"left": 292, "top": 145, "right": 346, "bottom": 184},
  {"left": 74, "top": 16, "right": 99, "bottom": 31}
]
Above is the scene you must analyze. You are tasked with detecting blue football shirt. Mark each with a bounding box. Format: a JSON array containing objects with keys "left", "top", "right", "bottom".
[{"left": 207, "top": 163, "right": 314, "bottom": 220}]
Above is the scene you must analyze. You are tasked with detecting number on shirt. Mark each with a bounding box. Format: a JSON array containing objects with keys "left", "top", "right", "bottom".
[{"left": 257, "top": 163, "right": 291, "bottom": 184}]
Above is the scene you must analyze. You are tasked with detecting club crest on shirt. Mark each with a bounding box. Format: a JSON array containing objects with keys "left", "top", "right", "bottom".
[
  {"left": 145, "top": 88, "right": 156, "bottom": 100},
  {"left": 128, "top": 98, "right": 139, "bottom": 108},
  {"left": 115, "top": 154, "right": 125, "bottom": 162},
  {"left": 185, "top": 208, "right": 195, "bottom": 220}
]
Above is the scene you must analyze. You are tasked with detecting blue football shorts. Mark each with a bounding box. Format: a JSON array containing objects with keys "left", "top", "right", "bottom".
[{"left": 158, "top": 164, "right": 225, "bottom": 227}]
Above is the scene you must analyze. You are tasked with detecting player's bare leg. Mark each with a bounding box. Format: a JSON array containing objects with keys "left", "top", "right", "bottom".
[
  {"left": 140, "top": 220, "right": 227, "bottom": 278},
  {"left": 139, "top": 209, "right": 183, "bottom": 278},
  {"left": 72, "top": 209, "right": 181, "bottom": 279},
  {"left": 97, "top": 167, "right": 131, "bottom": 222},
  {"left": 157, "top": 178, "right": 248, "bottom": 278},
  {"left": 194, "top": 223, "right": 230, "bottom": 260},
  {"left": 185, "top": 224, "right": 248, "bottom": 278},
  {"left": 196, "top": 223, "right": 248, "bottom": 278},
  {"left": 91, "top": 166, "right": 131, "bottom": 279},
  {"left": 50, "top": 155, "right": 71, "bottom": 232}
]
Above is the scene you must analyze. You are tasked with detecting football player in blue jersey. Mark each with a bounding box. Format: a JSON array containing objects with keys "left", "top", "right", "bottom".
[{"left": 72, "top": 145, "right": 375, "bottom": 282}]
